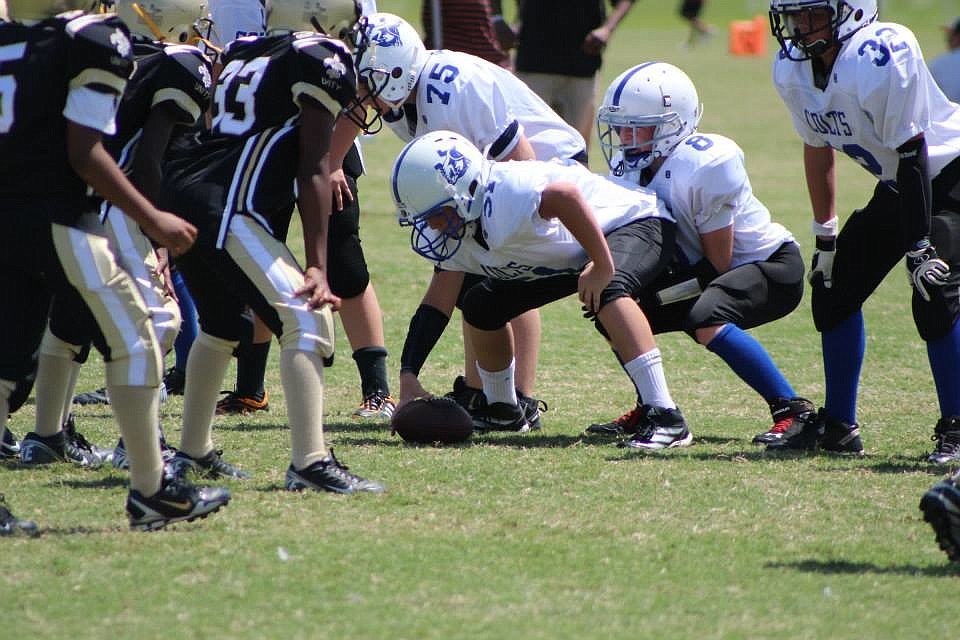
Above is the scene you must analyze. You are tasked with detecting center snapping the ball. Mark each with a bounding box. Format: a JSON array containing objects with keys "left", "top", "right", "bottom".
[{"left": 390, "top": 397, "right": 474, "bottom": 444}]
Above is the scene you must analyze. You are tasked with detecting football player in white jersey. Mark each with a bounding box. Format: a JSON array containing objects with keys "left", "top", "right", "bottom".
[
  {"left": 769, "top": 0, "right": 960, "bottom": 463},
  {"left": 391, "top": 130, "right": 693, "bottom": 449},
  {"left": 592, "top": 62, "right": 815, "bottom": 446},
  {"left": 354, "top": 12, "right": 589, "bottom": 427}
]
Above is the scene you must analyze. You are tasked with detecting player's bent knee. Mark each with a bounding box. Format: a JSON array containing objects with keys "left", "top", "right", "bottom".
[
  {"left": 39, "top": 328, "right": 84, "bottom": 361},
  {"left": 277, "top": 305, "right": 335, "bottom": 358}
]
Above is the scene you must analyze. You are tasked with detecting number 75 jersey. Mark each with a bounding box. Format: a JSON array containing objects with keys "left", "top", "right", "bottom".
[{"left": 772, "top": 20, "right": 960, "bottom": 185}]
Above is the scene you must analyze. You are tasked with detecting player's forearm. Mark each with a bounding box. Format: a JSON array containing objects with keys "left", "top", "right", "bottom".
[
  {"left": 297, "top": 173, "right": 331, "bottom": 270},
  {"left": 66, "top": 122, "right": 160, "bottom": 228},
  {"left": 330, "top": 113, "right": 361, "bottom": 171},
  {"left": 803, "top": 143, "right": 837, "bottom": 234},
  {"left": 543, "top": 183, "right": 614, "bottom": 274}
]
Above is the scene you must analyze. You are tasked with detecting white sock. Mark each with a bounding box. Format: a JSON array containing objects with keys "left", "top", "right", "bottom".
[
  {"left": 623, "top": 349, "right": 675, "bottom": 410},
  {"left": 477, "top": 359, "right": 518, "bottom": 405}
]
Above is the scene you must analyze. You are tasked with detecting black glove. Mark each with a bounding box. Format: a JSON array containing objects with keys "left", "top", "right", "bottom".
[{"left": 808, "top": 237, "right": 836, "bottom": 289}]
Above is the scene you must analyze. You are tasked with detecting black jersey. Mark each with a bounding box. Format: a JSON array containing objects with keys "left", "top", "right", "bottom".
[
  {"left": 162, "top": 31, "right": 358, "bottom": 247},
  {"left": 106, "top": 37, "right": 212, "bottom": 172},
  {"left": 0, "top": 13, "right": 133, "bottom": 206}
]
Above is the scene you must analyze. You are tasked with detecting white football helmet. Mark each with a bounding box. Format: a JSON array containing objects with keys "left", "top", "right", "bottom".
[
  {"left": 266, "top": 0, "right": 360, "bottom": 42},
  {"left": 769, "top": 0, "right": 877, "bottom": 61},
  {"left": 116, "top": 0, "right": 208, "bottom": 43},
  {"left": 357, "top": 12, "right": 428, "bottom": 108},
  {"left": 597, "top": 62, "right": 702, "bottom": 175},
  {"left": 390, "top": 130, "right": 489, "bottom": 262},
  {"left": 6, "top": 0, "right": 101, "bottom": 22}
]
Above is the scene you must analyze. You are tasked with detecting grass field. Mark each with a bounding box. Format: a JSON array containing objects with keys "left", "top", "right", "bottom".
[{"left": 4, "top": 2, "right": 960, "bottom": 639}]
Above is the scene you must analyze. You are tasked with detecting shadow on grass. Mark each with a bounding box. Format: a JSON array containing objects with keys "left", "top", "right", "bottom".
[
  {"left": 766, "top": 558, "right": 960, "bottom": 577},
  {"left": 31, "top": 525, "right": 129, "bottom": 537},
  {"left": 473, "top": 433, "right": 594, "bottom": 448},
  {"left": 324, "top": 420, "right": 391, "bottom": 434},
  {"left": 217, "top": 420, "right": 289, "bottom": 432},
  {"left": 55, "top": 476, "right": 129, "bottom": 490}
]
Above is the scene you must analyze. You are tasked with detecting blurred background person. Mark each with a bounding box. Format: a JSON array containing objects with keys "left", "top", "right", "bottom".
[
  {"left": 422, "top": 0, "right": 511, "bottom": 68},
  {"left": 929, "top": 17, "right": 960, "bottom": 103}
]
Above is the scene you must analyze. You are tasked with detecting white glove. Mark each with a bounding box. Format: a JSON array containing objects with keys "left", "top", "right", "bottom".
[
  {"left": 808, "top": 238, "right": 836, "bottom": 289},
  {"left": 906, "top": 241, "right": 951, "bottom": 302}
]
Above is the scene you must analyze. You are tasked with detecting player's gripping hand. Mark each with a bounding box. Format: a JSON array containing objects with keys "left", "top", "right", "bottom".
[
  {"left": 808, "top": 237, "right": 836, "bottom": 289},
  {"left": 143, "top": 210, "right": 197, "bottom": 257},
  {"left": 906, "top": 239, "right": 951, "bottom": 302},
  {"left": 296, "top": 266, "right": 342, "bottom": 311},
  {"left": 578, "top": 260, "right": 614, "bottom": 313}
]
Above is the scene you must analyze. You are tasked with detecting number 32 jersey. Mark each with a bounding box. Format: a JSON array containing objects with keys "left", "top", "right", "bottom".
[
  {"left": 162, "top": 32, "right": 358, "bottom": 246},
  {"left": 772, "top": 21, "right": 960, "bottom": 185},
  {"left": 0, "top": 13, "right": 133, "bottom": 209}
]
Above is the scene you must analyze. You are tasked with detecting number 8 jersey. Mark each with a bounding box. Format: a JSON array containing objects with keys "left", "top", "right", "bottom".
[
  {"left": 772, "top": 20, "right": 960, "bottom": 185},
  {"left": 162, "top": 31, "right": 358, "bottom": 247}
]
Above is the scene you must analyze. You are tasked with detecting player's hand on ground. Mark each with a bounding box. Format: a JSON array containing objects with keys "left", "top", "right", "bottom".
[
  {"left": 143, "top": 210, "right": 197, "bottom": 257},
  {"left": 808, "top": 237, "right": 836, "bottom": 288},
  {"left": 331, "top": 168, "right": 353, "bottom": 212},
  {"left": 906, "top": 241, "right": 951, "bottom": 302},
  {"left": 578, "top": 260, "right": 614, "bottom": 313},
  {"left": 398, "top": 372, "right": 433, "bottom": 409},
  {"left": 296, "top": 267, "right": 342, "bottom": 311}
]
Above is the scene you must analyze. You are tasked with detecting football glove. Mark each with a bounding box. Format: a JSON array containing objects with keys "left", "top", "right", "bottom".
[
  {"left": 808, "top": 237, "right": 836, "bottom": 289},
  {"left": 906, "top": 240, "right": 951, "bottom": 303}
]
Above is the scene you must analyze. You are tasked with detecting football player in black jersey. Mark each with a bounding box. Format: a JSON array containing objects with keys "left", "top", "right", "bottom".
[
  {"left": 0, "top": 0, "right": 229, "bottom": 529},
  {"left": 20, "top": 0, "right": 216, "bottom": 471},
  {"left": 159, "top": 0, "right": 384, "bottom": 493}
]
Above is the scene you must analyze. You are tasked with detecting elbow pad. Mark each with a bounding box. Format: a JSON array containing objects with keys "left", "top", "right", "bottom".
[
  {"left": 399, "top": 304, "right": 450, "bottom": 376},
  {"left": 896, "top": 136, "right": 933, "bottom": 246}
]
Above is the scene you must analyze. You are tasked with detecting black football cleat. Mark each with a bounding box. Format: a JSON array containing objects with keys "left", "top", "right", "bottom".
[
  {"left": 927, "top": 416, "right": 960, "bottom": 465},
  {"left": 766, "top": 408, "right": 863, "bottom": 455},
  {"left": 444, "top": 375, "right": 484, "bottom": 413},
  {"left": 72, "top": 387, "right": 109, "bottom": 406},
  {"left": 752, "top": 397, "right": 816, "bottom": 445},
  {"left": 920, "top": 476, "right": 960, "bottom": 562},
  {"left": 618, "top": 405, "right": 693, "bottom": 450},
  {"left": 19, "top": 430, "right": 105, "bottom": 468},
  {"left": 587, "top": 404, "right": 647, "bottom": 436},
  {"left": 127, "top": 477, "right": 230, "bottom": 531},
  {"left": 1, "top": 425, "right": 20, "bottom": 458},
  {"left": 517, "top": 391, "right": 546, "bottom": 431},
  {"left": 471, "top": 398, "right": 530, "bottom": 433},
  {"left": 163, "top": 366, "right": 186, "bottom": 396},
  {"left": 0, "top": 495, "right": 38, "bottom": 537},
  {"left": 170, "top": 449, "right": 251, "bottom": 480},
  {"left": 285, "top": 449, "right": 384, "bottom": 494}
]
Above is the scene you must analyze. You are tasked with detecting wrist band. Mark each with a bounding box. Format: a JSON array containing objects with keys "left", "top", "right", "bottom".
[{"left": 811, "top": 217, "right": 838, "bottom": 237}]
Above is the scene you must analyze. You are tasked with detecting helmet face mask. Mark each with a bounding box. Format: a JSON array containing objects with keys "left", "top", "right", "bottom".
[
  {"left": 597, "top": 62, "right": 701, "bottom": 176},
  {"left": 390, "top": 131, "right": 488, "bottom": 263},
  {"left": 116, "top": 0, "right": 209, "bottom": 43},
  {"left": 265, "top": 0, "right": 360, "bottom": 40},
  {"left": 357, "top": 13, "right": 428, "bottom": 109},
  {"left": 768, "top": 0, "right": 878, "bottom": 61}
]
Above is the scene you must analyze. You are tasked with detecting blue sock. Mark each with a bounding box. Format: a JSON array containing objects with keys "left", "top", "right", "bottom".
[
  {"left": 822, "top": 311, "right": 865, "bottom": 425},
  {"left": 706, "top": 324, "right": 795, "bottom": 402},
  {"left": 927, "top": 319, "right": 960, "bottom": 417},
  {"left": 173, "top": 270, "right": 198, "bottom": 371}
]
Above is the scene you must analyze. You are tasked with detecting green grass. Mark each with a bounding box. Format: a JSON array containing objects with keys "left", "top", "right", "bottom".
[{"left": 4, "top": 2, "right": 960, "bottom": 638}]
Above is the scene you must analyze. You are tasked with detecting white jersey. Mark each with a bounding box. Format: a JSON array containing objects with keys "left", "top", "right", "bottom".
[
  {"left": 436, "top": 159, "right": 671, "bottom": 280},
  {"left": 386, "top": 49, "right": 586, "bottom": 161},
  {"left": 772, "top": 21, "right": 960, "bottom": 185},
  {"left": 207, "top": 0, "right": 266, "bottom": 48},
  {"left": 621, "top": 133, "right": 795, "bottom": 269}
]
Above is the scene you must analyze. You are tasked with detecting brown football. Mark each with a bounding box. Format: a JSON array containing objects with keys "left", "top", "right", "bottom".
[{"left": 390, "top": 397, "right": 474, "bottom": 444}]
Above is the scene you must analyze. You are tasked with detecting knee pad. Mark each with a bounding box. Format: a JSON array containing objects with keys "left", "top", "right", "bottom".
[
  {"left": 931, "top": 212, "right": 960, "bottom": 265},
  {"left": 39, "top": 328, "right": 84, "bottom": 362},
  {"left": 461, "top": 283, "right": 510, "bottom": 331},
  {"left": 196, "top": 330, "right": 240, "bottom": 356},
  {"left": 327, "top": 234, "right": 370, "bottom": 299},
  {"left": 277, "top": 305, "right": 335, "bottom": 358}
]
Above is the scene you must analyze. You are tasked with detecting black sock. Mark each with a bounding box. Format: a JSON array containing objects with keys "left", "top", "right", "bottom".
[
  {"left": 352, "top": 346, "right": 389, "bottom": 397},
  {"left": 236, "top": 340, "right": 270, "bottom": 398}
]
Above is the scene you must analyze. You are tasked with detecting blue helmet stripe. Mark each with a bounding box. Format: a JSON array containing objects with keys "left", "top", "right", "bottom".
[
  {"left": 391, "top": 138, "right": 419, "bottom": 205},
  {"left": 612, "top": 61, "right": 659, "bottom": 106}
]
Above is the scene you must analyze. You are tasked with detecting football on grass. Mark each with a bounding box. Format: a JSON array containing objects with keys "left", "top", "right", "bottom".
[{"left": 390, "top": 397, "right": 474, "bottom": 444}]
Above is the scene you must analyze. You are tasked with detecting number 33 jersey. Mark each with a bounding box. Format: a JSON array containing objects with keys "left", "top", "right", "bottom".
[
  {"left": 772, "top": 20, "right": 960, "bottom": 185},
  {"left": 0, "top": 13, "right": 133, "bottom": 209},
  {"left": 162, "top": 32, "right": 358, "bottom": 245}
]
